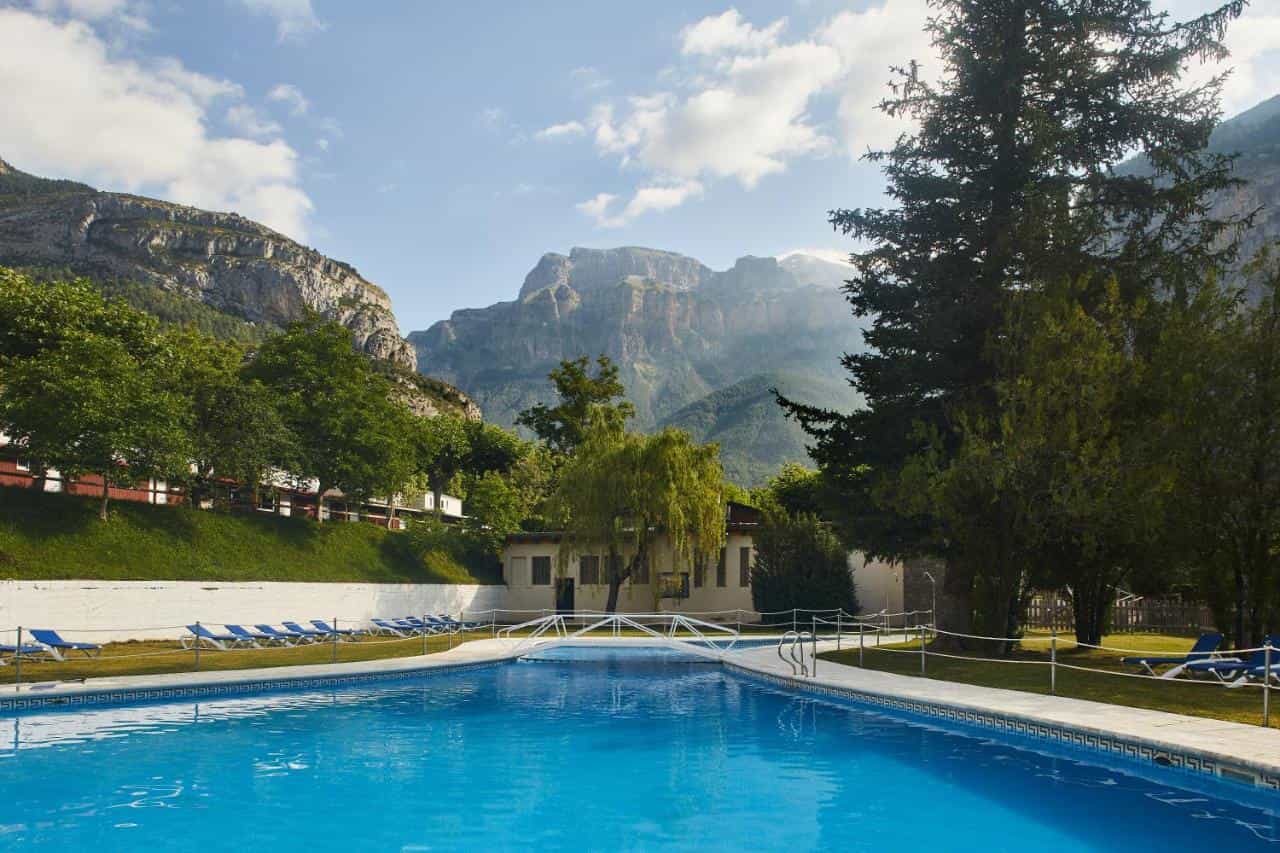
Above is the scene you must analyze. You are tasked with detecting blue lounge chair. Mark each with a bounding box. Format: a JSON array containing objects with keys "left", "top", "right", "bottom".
[
  {"left": 371, "top": 618, "right": 410, "bottom": 637},
  {"left": 1184, "top": 635, "right": 1280, "bottom": 682},
  {"left": 310, "top": 620, "right": 362, "bottom": 639},
  {"left": 403, "top": 617, "right": 444, "bottom": 635},
  {"left": 183, "top": 624, "right": 253, "bottom": 651},
  {"left": 439, "top": 613, "right": 481, "bottom": 630},
  {"left": 422, "top": 615, "right": 456, "bottom": 633},
  {"left": 224, "top": 625, "right": 282, "bottom": 646},
  {"left": 1122, "top": 632, "right": 1223, "bottom": 677},
  {"left": 28, "top": 629, "right": 101, "bottom": 661},
  {"left": 1233, "top": 661, "right": 1280, "bottom": 687},
  {"left": 281, "top": 621, "right": 327, "bottom": 641},
  {"left": 0, "top": 643, "right": 48, "bottom": 663},
  {"left": 254, "top": 624, "right": 302, "bottom": 644}
]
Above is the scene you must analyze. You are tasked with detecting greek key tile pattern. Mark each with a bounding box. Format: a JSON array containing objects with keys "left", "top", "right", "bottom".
[
  {"left": 0, "top": 660, "right": 504, "bottom": 714},
  {"left": 725, "top": 662, "right": 1280, "bottom": 794}
]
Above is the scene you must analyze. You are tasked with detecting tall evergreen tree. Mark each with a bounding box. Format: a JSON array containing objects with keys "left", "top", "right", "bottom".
[{"left": 781, "top": 0, "right": 1248, "bottom": 639}]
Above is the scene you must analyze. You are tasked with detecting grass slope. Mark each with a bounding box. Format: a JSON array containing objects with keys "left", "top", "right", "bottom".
[{"left": 0, "top": 486, "right": 499, "bottom": 584}]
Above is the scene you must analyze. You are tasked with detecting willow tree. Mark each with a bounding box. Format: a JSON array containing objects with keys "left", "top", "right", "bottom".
[{"left": 553, "top": 421, "right": 725, "bottom": 613}]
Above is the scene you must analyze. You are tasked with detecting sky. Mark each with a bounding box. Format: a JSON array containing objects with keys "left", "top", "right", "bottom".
[{"left": 1, "top": 0, "right": 1278, "bottom": 332}]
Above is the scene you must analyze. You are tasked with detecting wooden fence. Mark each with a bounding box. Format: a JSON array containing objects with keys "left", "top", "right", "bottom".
[{"left": 1024, "top": 594, "right": 1215, "bottom": 635}]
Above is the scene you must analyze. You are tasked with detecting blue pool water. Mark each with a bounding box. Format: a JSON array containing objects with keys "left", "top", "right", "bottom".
[{"left": 0, "top": 648, "right": 1275, "bottom": 851}]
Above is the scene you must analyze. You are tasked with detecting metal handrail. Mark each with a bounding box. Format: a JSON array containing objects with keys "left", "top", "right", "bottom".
[{"left": 778, "top": 631, "right": 801, "bottom": 675}]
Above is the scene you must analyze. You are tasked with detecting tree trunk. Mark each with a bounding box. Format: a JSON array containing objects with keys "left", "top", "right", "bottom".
[
  {"left": 1233, "top": 563, "right": 1247, "bottom": 651},
  {"left": 315, "top": 483, "right": 326, "bottom": 524},
  {"left": 98, "top": 476, "right": 110, "bottom": 521},
  {"left": 32, "top": 461, "right": 47, "bottom": 493},
  {"left": 432, "top": 483, "right": 444, "bottom": 520},
  {"left": 931, "top": 558, "right": 974, "bottom": 652},
  {"left": 604, "top": 545, "right": 636, "bottom": 614},
  {"left": 1071, "top": 574, "right": 1114, "bottom": 648}
]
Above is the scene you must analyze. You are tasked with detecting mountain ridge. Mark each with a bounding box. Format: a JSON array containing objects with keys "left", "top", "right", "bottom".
[{"left": 409, "top": 246, "right": 867, "bottom": 484}]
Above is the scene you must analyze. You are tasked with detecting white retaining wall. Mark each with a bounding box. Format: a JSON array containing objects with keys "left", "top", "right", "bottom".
[{"left": 0, "top": 580, "right": 507, "bottom": 643}]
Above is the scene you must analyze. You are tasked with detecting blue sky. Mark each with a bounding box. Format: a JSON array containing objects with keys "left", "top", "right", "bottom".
[{"left": 2, "top": 1, "right": 1278, "bottom": 331}]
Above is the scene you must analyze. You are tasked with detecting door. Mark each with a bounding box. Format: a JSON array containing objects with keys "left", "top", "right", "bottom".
[{"left": 555, "top": 577, "right": 575, "bottom": 614}]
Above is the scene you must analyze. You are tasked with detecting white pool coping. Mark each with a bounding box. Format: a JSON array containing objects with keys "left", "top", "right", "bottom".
[
  {"left": 2, "top": 635, "right": 1277, "bottom": 793},
  {"left": 725, "top": 640, "right": 1280, "bottom": 791}
]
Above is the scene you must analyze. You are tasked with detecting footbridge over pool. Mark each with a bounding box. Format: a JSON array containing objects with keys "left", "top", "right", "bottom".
[{"left": 497, "top": 612, "right": 746, "bottom": 661}]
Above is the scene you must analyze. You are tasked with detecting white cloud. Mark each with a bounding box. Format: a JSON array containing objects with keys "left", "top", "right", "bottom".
[
  {"left": 237, "top": 0, "right": 323, "bottom": 42},
  {"left": 586, "top": 34, "right": 843, "bottom": 190},
  {"left": 778, "top": 248, "right": 853, "bottom": 266},
  {"left": 559, "top": 1, "right": 1280, "bottom": 228},
  {"left": 817, "top": 0, "right": 934, "bottom": 156},
  {"left": 680, "top": 9, "right": 785, "bottom": 56},
  {"left": 266, "top": 82, "right": 309, "bottom": 116},
  {"left": 225, "top": 103, "right": 283, "bottom": 138},
  {"left": 575, "top": 192, "right": 617, "bottom": 221},
  {"left": 0, "top": 8, "right": 313, "bottom": 239},
  {"left": 315, "top": 137, "right": 329, "bottom": 151},
  {"left": 578, "top": 180, "right": 704, "bottom": 228},
  {"left": 535, "top": 120, "right": 585, "bottom": 141},
  {"left": 1153, "top": 0, "right": 1280, "bottom": 117},
  {"left": 570, "top": 66, "right": 611, "bottom": 94}
]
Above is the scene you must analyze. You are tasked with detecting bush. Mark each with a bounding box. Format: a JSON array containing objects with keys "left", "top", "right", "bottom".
[{"left": 751, "top": 509, "right": 857, "bottom": 623}]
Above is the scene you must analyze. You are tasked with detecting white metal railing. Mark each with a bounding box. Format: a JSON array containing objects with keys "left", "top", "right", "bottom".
[{"left": 496, "top": 612, "right": 742, "bottom": 658}]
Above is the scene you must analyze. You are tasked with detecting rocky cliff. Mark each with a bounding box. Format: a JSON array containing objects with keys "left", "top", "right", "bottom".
[
  {"left": 0, "top": 158, "right": 416, "bottom": 368},
  {"left": 409, "top": 246, "right": 866, "bottom": 483}
]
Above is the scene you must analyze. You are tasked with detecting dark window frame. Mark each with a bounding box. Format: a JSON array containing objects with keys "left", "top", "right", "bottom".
[{"left": 532, "top": 555, "right": 552, "bottom": 586}]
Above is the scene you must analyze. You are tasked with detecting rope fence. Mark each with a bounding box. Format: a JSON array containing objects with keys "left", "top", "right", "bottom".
[{"left": 818, "top": 621, "right": 1277, "bottom": 727}]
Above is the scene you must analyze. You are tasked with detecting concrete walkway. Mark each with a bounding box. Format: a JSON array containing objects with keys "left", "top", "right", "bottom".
[{"left": 727, "top": 639, "right": 1280, "bottom": 785}]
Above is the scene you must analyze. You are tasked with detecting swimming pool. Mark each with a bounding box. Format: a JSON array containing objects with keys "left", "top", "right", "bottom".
[{"left": 0, "top": 647, "right": 1275, "bottom": 850}]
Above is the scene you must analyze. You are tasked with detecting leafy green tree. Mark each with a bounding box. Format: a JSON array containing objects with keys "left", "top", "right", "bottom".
[
  {"left": 166, "top": 330, "right": 297, "bottom": 509},
  {"left": 412, "top": 414, "right": 470, "bottom": 518},
  {"left": 892, "top": 280, "right": 1164, "bottom": 646},
  {"left": 461, "top": 471, "right": 527, "bottom": 554},
  {"left": 751, "top": 508, "right": 858, "bottom": 624},
  {"left": 0, "top": 267, "right": 161, "bottom": 362},
  {"left": 781, "top": 0, "right": 1247, "bottom": 640},
  {"left": 754, "top": 463, "right": 826, "bottom": 518},
  {"left": 553, "top": 420, "right": 725, "bottom": 612},
  {"left": 0, "top": 334, "right": 190, "bottom": 519},
  {"left": 516, "top": 355, "right": 634, "bottom": 454},
  {"left": 247, "top": 316, "right": 413, "bottom": 523},
  {"left": 463, "top": 419, "right": 524, "bottom": 476},
  {"left": 1155, "top": 255, "right": 1280, "bottom": 647}
]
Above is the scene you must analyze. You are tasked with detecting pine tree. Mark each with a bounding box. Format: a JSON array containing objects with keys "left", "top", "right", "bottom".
[{"left": 781, "top": 0, "right": 1249, "bottom": 639}]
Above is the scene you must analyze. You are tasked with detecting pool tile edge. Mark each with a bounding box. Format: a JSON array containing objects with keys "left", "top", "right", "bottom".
[{"left": 724, "top": 659, "right": 1280, "bottom": 795}]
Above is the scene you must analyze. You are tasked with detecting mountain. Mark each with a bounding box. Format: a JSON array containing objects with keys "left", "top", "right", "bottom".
[
  {"left": 409, "top": 246, "right": 867, "bottom": 484},
  {"left": 0, "top": 157, "right": 479, "bottom": 419},
  {"left": 0, "top": 157, "right": 415, "bottom": 367},
  {"left": 1119, "top": 94, "right": 1280, "bottom": 295},
  {"left": 659, "top": 370, "right": 862, "bottom": 486}
]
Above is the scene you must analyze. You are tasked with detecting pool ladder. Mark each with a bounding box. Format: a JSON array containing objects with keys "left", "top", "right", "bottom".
[{"left": 778, "top": 630, "right": 817, "bottom": 677}]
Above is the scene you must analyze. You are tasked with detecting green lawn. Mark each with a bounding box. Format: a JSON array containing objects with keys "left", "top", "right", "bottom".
[
  {"left": 0, "top": 485, "right": 500, "bottom": 583},
  {"left": 0, "top": 632, "right": 488, "bottom": 684},
  {"left": 820, "top": 631, "right": 1270, "bottom": 727}
]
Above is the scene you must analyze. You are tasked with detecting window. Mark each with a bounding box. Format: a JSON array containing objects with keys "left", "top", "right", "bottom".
[
  {"left": 739, "top": 546, "right": 752, "bottom": 587},
  {"left": 532, "top": 556, "right": 552, "bottom": 586},
  {"left": 716, "top": 548, "right": 726, "bottom": 587},
  {"left": 632, "top": 553, "right": 650, "bottom": 585},
  {"left": 14, "top": 458, "right": 30, "bottom": 473},
  {"left": 258, "top": 491, "right": 275, "bottom": 511},
  {"left": 579, "top": 555, "right": 600, "bottom": 585},
  {"left": 508, "top": 556, "right": 527, "bottom": 585},
  {"left": 693, "top": 555, "right": 705, "bottom": 588}
]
